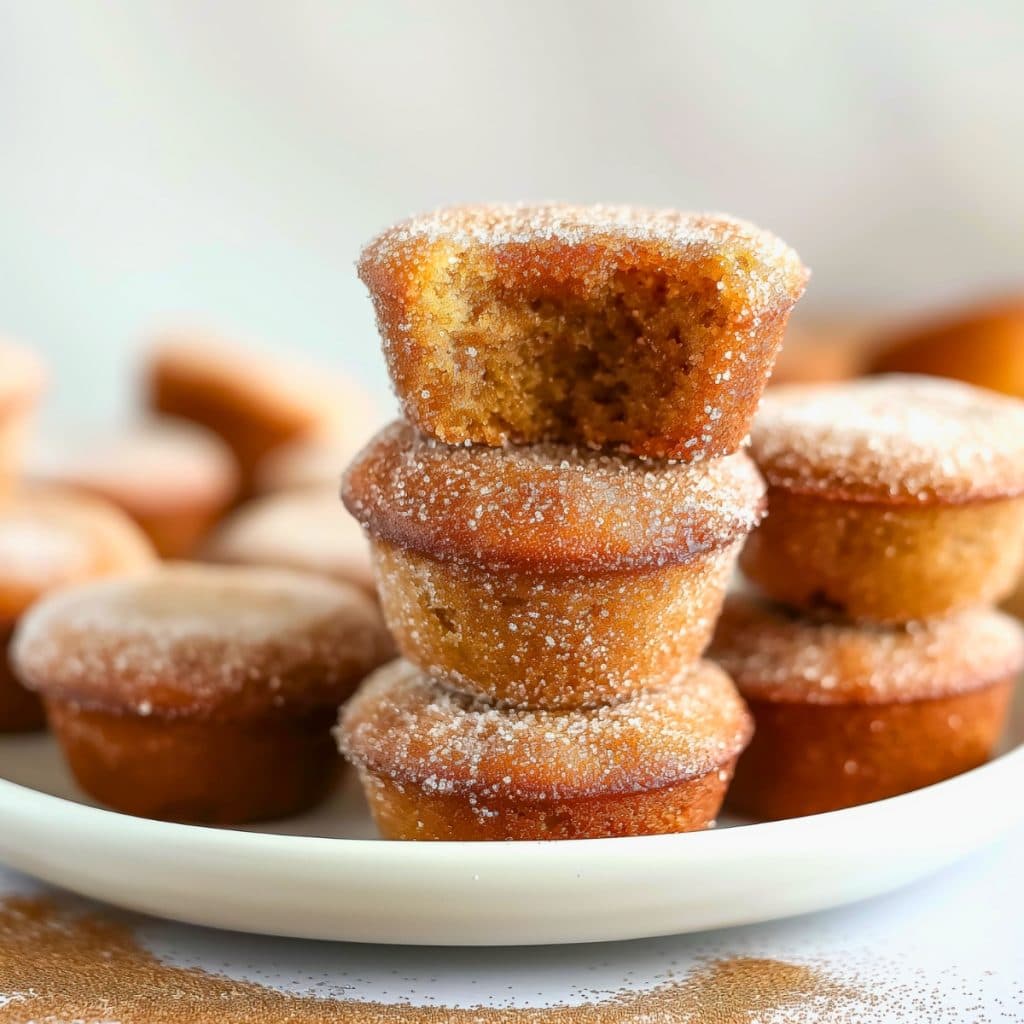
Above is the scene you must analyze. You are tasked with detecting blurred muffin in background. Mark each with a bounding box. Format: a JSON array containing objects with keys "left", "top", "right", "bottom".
[
  {"left": 0, "top": 342, "right": 46, "bottom": 496},
  {"left": 29, "top": 420, "right": 238, "bottom": 559},
  {"left": 204, "top": 490, "right": 375, "bottom": 596},
  {"left": 253, "top": 435, "right": 369, "bottom": 495},
  {"left": 146, "top": 329, "right": 378, "bottom": 494},
  {"left": 769, "top": 316, "right": 873, "bottom": 387},
  {"left": 867, "top": 296, "right": 1024, "bottom": 397},
  {"left": 0, "top": 490, "right": 153, "bottom": 731}
]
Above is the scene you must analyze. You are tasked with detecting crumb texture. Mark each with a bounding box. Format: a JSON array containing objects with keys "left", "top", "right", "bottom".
[{"left": 360, "top": 203, "right": 807, "bottom": 457}]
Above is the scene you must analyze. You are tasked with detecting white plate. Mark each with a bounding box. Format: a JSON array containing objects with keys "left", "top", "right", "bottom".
[{"left": 0, "top": 692, "right": 1021, "bottom": 946}]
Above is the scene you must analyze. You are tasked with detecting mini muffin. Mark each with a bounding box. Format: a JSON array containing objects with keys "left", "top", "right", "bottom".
[
  {"left": 13, "top": 564, "right": 392, "bottom": 823},
  {"left": 0, "top": 492, "right": 154, "bottom": 732},
  {"left": 205, "top": 490, "right": 374, "bottom": 595},
  {"left": 253, "top": 435, "right": 374, "bottom": 495},
  {"left": 0, "top": 342, "right": 45, "bottom": 495},
  {"left": 1004, "top": 576, "right": 1024, "bottom": 622},
  {"left": 868, "top": 296, "right": 1024, "bottom": 397},
  {"left": 710, "top": 594, "right": 1024, "bottom": 820},
  {"left": 338, "top": 658, "right": 753, "bottom": 841},
  {"left": 359, "top": 204, "right": 808, "bottom": 459},
  {"left": 742, "top": 375, "right": 1024, "bottom": 622},
  {"left": 146, "top": 331, "right": 369, "bottom": 493},
  {"left": 29, "top": 420, "right": 238, "bottom": 558},
  {"left": 343, "top": 421, "right": 765, "bottom": 708}
]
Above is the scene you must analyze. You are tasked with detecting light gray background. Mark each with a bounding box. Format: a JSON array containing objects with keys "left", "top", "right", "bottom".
[{"left": 2, "top": 1, "right": 1022, "bottom": 422}]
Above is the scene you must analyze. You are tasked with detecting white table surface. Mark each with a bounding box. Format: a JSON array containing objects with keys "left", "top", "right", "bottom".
[{"left": 1, "top": 818, "right": 1021, "bottom": 1021}]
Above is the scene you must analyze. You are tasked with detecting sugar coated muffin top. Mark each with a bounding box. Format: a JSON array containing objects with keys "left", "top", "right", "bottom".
[
  {"left": 338, "top": 658, "right": 752, "bottom": 801},
  {"left": 711, "top": 593, "right": 1024, "bottom": 704},
  {"left": 0, "top": 492, "right": 154, "bottom": 619},
  {"left": 343, "top": 421, "right": 766, "bottom": 572},
  {"left": 14, "top": 563, "right": 392, "bottom": 717},
  {"left": 752, "top": 374, "right": 1024, "bottom": 504},
  {"left": 205, "top": 490, "right": 374, "bottom": 592},
  {"left": 360, "top": 203, "right": 808, "bottom": 317}
]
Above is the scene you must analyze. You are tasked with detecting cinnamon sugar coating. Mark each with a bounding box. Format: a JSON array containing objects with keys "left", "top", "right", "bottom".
[
  {"left": 712, "top": 594, "right": 1022, "bottom": 820},
  {"left": 205, "top": 491, "right": 375, "bottom": 595},
  {"left": 752, "top": 375, "right": 1024, "bottom": 505},
  {"left": 0, "top": 491, "right": 154, "bottom": 621},
  {"left": 711, "top": 594, "right": 1024, "bottom": 705},
  {"left": 14, "top": 563, "right": 391, "bottom": 720},
  {"left": 0, "top": 491, "right": 153, "bottom": 733},
  {"left": 372, "top": 538, "right": 740, "bottom": 708},
  {"left": 360, "top": 203, "right": 807, "bottom": 458},
  {"left": 868, "top": 296, "right": 1024, "bottom": 398},
  {"left": 343, "top": 421, "right": 766, "bottom": 573},
  {"left": 338, "top": 659, "right": 752, "bottom": 839}
]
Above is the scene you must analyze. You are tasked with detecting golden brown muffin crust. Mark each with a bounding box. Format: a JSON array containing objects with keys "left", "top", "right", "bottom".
[
  {"left": 711, "top": 593, "right": 1024, "bottom": 705},
  {"left": 338, "top": 659, "right": 752, "bottom": 801},
  {"left": 343, "top": 420, "right": 766, "bottom": 572},
  {"left": 752, "top": 375, "right": 1024, "bottom": 505},
  {"left": 360, "top": 204, "right": 808, "bottom": 459},
  {"left": 14, "top": 563, "right": 391, "bottom": 719}
]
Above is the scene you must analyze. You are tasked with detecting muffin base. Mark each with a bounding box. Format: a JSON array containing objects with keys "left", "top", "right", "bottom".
[
  {"left": 0, "top": 624, "right": 45, "bottom": 733},
  {"left": 741, "top": 488, "right": 1024, "bottom": 622},
  {"left": 358, "top": 759, "right": 738, "bottom": 841},
  {"left": 45, "top": 700, "right": 339, "bottom": 824},
  {"left": 728, "top": 678, "right": 1015, "bottom": 821},
  {"left": 373, "top": 539, "right": 740, "bottom": 708}
]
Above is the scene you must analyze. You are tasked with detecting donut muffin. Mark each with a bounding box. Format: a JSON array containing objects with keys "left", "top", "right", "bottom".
[
  {"left": 360, "top": 204, "right": 808, "bottom": 459},
  {"left": 343, "top": 421, "right": 766, "bottom": 708},
  {"left": 205, "top": 490, "right": 374, "bottom": 595},
  {"left": 29, "top": 420, "right": 238, "bottom": 558},
  {"left": 14, "top": 564, "right": 392, "bottom": 823},
  {"left": 742, "top": 375, "right": 1024, "bottom": 622},
  {"left": 338, "top": 659, "right": 753, "bottom": 840},
  {"left": 253, "top": 435, "right": 373, "bottom": 495},
  {"left": 710, "top": 594, "right": 1024, "bottom": 820},
  {"left": 0, "top": 492, "right": 154, "bottom": 731},
  {"left": 147, "top": 331, "right": 364, "bottom": 493},
  {"left": 0, "top": 343, "right": 45, "bottom": 495},
  {"left": 868, "top": 297, "right": 1024, "bottom": 397}
]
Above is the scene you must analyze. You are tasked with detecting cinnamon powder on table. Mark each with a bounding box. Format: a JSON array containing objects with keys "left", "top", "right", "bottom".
[{"left": 0, "top": 895, "right": 861, "bottom": 1023}]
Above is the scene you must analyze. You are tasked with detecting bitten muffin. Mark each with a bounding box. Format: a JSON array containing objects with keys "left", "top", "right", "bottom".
[
  {"left": 146, "top": 331, "right": 367, "bottom": 493},
  {"left": 359, "top": 204, "right": 808, "bottom": 459},
  {"left": 741, "top": 375, "right": 1024, "bottom": 622},
  {"left": 0, "top": 343, "right": 45, "bottom": 496},
  {"left": 0, "top": 492, "right": 154, "bottom": 732},
  {"left": 710, "top": 594, "right": 1024, "bottom": 820},
  {"left": 343, "top": 421, "right": 765, "bottom": 708},
  {"left": 338, "top": 658, "right": 753, "bottom": 841},
  {"left": 29, "top": 420, "right": 238, "bottom": 558},
  {"left": 868, "top": 296, "right": 1024, "bottom": 397},
  {"left": 13, "top": 563, "right": 392, "bottom": 823},
  {"left": 205, "top": 490, "right": 374, "bottom": 595}
]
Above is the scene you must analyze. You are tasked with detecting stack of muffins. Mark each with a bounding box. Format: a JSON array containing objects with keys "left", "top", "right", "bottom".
[
  {"left": 337, "top": 203, "right": 809, "bottom": 840},
  {"left": 711, "top": 375, "right": 1024, "bottom": 819}
]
